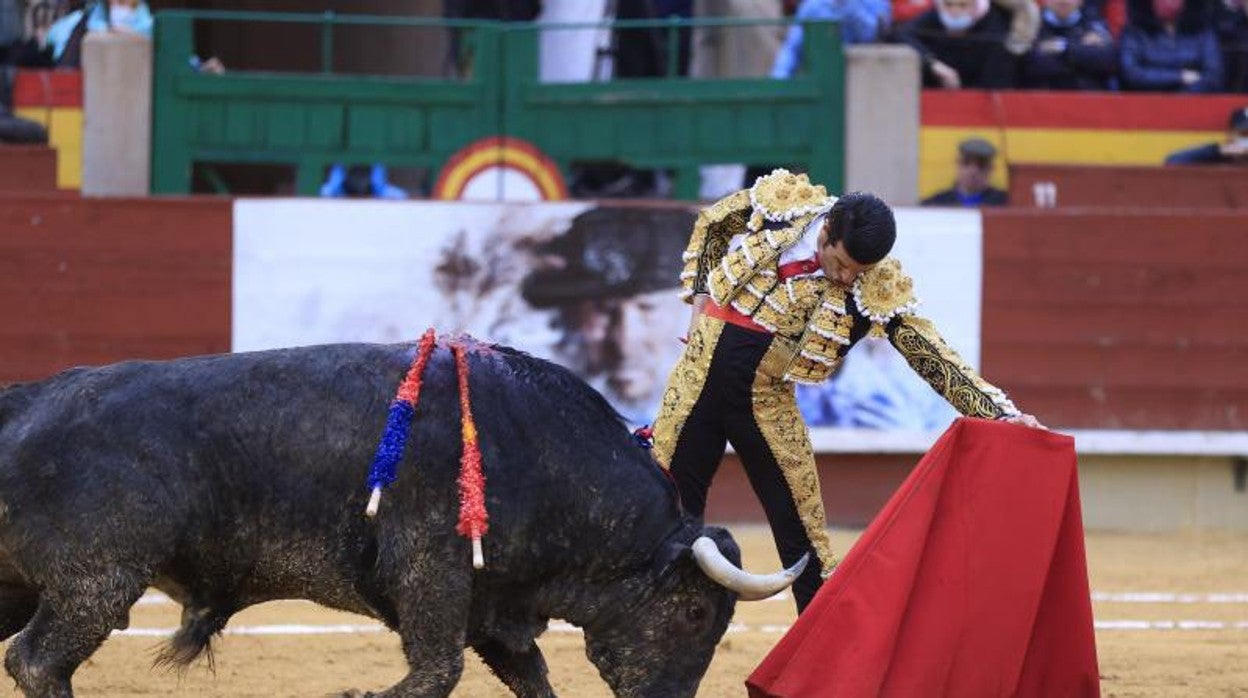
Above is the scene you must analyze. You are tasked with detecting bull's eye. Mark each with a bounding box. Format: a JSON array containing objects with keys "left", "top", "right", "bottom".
[{"left": 684, "top": 604, "right": 708, "bottom": 626}]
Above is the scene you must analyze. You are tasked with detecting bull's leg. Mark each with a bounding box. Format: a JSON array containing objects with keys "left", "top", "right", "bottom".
[
  {"left": 4, "top": 575, "right": 145, "bottom": 698},
  {"left": 472, "top": 638, "right": 556, "bottom": 698},
  {"left": 353, "top": 551, "right": 472, "bottom": 698}
]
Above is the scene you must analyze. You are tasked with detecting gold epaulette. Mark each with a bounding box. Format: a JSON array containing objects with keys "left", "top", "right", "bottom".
[
  {"left": 783, "top": 294, "right": 856, "bottom": 383},
  {"left": 706, "top": 219, "right": 811, "bottom": 313},
  {"left": 746, "top": 168, "right": 838, "bottom": 232},
  {"left": 851, "top": 258, "right": 920, "bottom": 338}
]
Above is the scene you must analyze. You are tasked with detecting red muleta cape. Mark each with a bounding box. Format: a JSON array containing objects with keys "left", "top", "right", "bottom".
[{"left": 747, "top": 418, "right": 1100, "bottom": 698}]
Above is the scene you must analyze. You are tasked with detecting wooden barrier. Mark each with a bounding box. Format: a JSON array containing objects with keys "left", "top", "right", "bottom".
[
  {"left": 0, "top": 195, "right": 232, "bottom": 385},
  {"left": 1009, "top": 163, "right": 1248, "bottom": 208},
  {"left": 982, "top": 208, "right": 1248, "bottom": 430},
  {"left": 0, "top": 146, "right": 58, "bottom": 192}
]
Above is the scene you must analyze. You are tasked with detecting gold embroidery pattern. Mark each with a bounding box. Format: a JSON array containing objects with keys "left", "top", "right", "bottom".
[
  {"left": 747, "top": 169, "right": 837, "bottom": 231},
  {"left": 705, "top": 224, "right": 807, "bottom": 308},
  {"left": 888, "top": 317, "right": 1021, "bottom": 419},
  {"left": 852, "top": 258, "right": 920, "bottom": 333},
  {"left": 750, "top": 366, "right": 838, "bottom": 576},
  {"left": 652, "top": 315, "right": 726, "bottom": 469},
  {"left": 780, "top": 287, "right": 854, "bottom": 384},
  {"left": 707, "top": 262, "right": 860, "bottom": 386},
  {"left": 697, "top": 232, "right": 733, "bottom": 296},
  {"left": 680, "top": 190, "right": 751, "bottom": 301},
  {"left": 736, "top": 275, "right": 823, "bottom": 338}
]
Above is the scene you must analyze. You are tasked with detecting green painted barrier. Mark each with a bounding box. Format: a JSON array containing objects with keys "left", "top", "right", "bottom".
[{"left": 151, "top": 11, "right": 843, "bottom": 200}]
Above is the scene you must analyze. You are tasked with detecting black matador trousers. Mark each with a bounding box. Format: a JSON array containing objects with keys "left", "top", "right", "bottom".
[{"left": 653, "top": 313, "right": 836, "bottom": 612}]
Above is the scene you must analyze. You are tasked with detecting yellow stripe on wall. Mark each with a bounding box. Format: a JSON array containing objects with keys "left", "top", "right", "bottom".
[
  {"left": 920, "top": 127, "right": 1225, "bottom": 200},
  {"left": 15, "top": 107, "right": 83, "bottom": 189}
]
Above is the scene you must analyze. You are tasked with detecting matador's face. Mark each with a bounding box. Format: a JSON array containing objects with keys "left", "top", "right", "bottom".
[{"left": 817, "top": 223, "right": 874, "bottom": 287}]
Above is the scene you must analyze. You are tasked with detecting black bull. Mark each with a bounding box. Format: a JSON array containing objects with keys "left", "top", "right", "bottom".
[{"left": 0, "top": 341, "right": 804, "bottom": 697}]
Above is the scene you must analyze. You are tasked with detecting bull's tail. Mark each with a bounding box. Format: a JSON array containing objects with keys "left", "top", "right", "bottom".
[{"left": 153, "top": 605, "right": 231, "bottom": 673}]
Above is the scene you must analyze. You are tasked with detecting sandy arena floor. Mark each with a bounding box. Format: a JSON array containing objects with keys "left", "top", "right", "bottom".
[{"left": 2, "top": 526, "right": 1245, "bottom": 697}]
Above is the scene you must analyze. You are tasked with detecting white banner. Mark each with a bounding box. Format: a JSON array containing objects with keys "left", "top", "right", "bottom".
[{"left": 234, "top": 200, "right": 982, "bottom": 437}]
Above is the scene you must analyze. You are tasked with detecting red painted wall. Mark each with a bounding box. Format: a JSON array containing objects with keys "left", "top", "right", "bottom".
[
  {"left": 981, "top": 208, "right": 1248, "bottom": 430},
  {"left": 0, "top": 195, "right": 232, "bottom": 386},
  {"left": 1008, "top": 164, "right": 1248, "bottom": 208}
]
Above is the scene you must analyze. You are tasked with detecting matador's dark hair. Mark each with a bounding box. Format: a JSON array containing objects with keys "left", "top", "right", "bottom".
[{"left": 824, "top": 191, "right": 896, "bottom": 265}]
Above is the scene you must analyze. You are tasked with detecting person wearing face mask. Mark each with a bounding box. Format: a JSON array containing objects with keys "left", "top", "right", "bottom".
[
  {"left": 1022, "top": 0, "right": 1118, "bottom": 87},
  {"left": 654, "top": 169, "right": 1043, "bottom": 613},
  {"left": 1120, "top": 0, "right": 1223, "bottom": 91},
  {"left": 895, "top": 0, "right": 1022, "bottom": 88}
]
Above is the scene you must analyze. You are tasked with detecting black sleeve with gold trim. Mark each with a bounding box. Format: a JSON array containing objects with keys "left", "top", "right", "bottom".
[
  {"left": 885, "top": 315, "right": 1021, "bottom": 419},
  {"left": 679, "top": 189, "right": 751, "bottom": 302}
]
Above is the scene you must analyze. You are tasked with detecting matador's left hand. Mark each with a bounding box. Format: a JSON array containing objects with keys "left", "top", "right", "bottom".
[{"left": 1003, "top": 413, "right": 1047, "bottom": 430}]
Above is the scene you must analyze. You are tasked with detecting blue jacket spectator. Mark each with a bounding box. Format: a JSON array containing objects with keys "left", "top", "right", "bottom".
[
  {"left": 772, "top": 0, "right": 892, "bottom": 78},
  {"left": 1165, "top": 104, "right": 1248, "bottom": 163},
  {"left": 46, "top": 1, "right": 153, "bottom": 63},
  {"left": 1120, "top": 0, "right": 1224, "bottom": 91},
  {"left": 1022, "top": 0, "right": 1118, "bottom": 88},
  {"left": 321, "top": 164, "right": 408, "bottom": 199}
]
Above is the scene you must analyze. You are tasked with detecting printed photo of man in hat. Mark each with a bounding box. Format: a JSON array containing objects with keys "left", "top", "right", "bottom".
[{"left": 521, "top": 206, "right": 696, "bottom": 425}]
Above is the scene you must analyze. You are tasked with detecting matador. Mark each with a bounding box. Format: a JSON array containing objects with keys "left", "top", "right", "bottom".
[{"left": 652, "top": 169, "right": 1043, "bottom": 612}]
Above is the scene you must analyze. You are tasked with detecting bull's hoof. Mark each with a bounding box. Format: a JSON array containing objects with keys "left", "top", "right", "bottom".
[{"left": 339, "top": 691, "right": 374, "bottom": 698}]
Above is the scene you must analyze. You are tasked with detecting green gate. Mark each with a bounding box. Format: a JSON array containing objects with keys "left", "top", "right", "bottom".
[{"left": 151, "top": 11, "right": 843, "bottom": 199}]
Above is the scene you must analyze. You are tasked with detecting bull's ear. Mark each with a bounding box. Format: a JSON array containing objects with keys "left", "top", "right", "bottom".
[{"left": 651, "top": 535, "right": 695, "bottom": 580}]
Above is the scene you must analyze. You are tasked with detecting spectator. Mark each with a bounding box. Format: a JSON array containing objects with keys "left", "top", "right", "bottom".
[
  {"left": 771, "top": 0, "right": 892, "bottom": 79},
  {"left": 1021, "top": 0, "right": 1118, "bottom": 88},
  {"left": 0, "top": 0, "right": 19, "bottom": 58},
  {"left": 1214, "top": 0, "right": 1248, "bottom": 90},
  {"left": 998, "top": 0, "right": 1044, "bottom": 54},
  {"left": 896, "top": 0, "right": 1021, "bottom": 88},
  {"left": 893, "top": 0, "right": 1041, "bottom": 50},
  {"left": 188, "top": 54, "right": 226, "bottom": 75},
  {"left": 1119, "top": 0, "right": 1223, "bottom": 91},
  {"left": 0, "top": 0, "right": 48, "bottom": 143},
  {"left": 895, "top": 0, "right": 936, "bottom": 25},
  {"left": 320, "top": 164, "right": 408, "bottom": 199},
  {"left": 691, "top": 0, "right": 785, "bottom": 80},
  {"left": 1164, "top": 104, "right": 1248, "bottom": 163},
  {"left": 44, "top": 0, "right": 151, "bottom": 67},
  {"left": 1086, "top": 0, "right": 1130, "bottom": 34},
  {"left": 922, "top": 137, "right": 1010, "bottom": 206},
  {"left": 613, "top": 0, "right": 692, "bottom": 79}
]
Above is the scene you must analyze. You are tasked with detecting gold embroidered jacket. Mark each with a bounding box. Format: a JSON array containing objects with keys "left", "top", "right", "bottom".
[{"left": 678, "top": 188, "right": 1020, "bottom": 421}]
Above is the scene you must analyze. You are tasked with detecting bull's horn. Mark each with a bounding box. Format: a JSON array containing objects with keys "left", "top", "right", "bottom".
[{"left": 691, "top": 536, "right": 809, "bottom": 601}]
